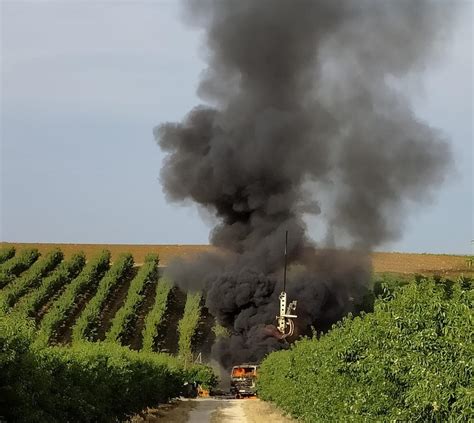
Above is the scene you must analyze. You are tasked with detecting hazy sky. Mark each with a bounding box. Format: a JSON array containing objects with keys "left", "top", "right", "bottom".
[{"left": 1, "top": 1, "right": 472, "bottom": 254}]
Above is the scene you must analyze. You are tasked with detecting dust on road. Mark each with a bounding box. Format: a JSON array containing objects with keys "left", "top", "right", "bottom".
[
  {"left": 131, "top": 398, "right": 294, "bottom": 423},
  {"left": 240, "top": 399, "right": 294, "bottom": 423},
  {"left": 129, "top": 399, "right": 196, "bottom": 423},
  {"left": 208, "top": 399, "right": 246, "bottom": 422}
]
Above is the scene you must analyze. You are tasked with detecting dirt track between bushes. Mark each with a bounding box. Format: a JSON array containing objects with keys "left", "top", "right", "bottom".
[{"left": 131, "top": 398, "right": 294, "bottom": 423}]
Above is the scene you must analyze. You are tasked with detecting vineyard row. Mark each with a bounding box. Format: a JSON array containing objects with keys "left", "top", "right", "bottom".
[{"left": 0, "top": 246, "right": 209, "bottom": 359}]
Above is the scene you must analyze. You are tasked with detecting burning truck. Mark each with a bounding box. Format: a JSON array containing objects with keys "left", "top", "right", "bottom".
[
  {"left": 230, "top": 364, "right": 259, "bottom": 397},
  {"left": 230, "top": 231, "right": 298, "bottom": 397}
]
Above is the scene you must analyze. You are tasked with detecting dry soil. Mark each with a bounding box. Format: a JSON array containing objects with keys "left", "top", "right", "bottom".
[{"left": 2, "top": 242, "right": 472, "bottom": 275}]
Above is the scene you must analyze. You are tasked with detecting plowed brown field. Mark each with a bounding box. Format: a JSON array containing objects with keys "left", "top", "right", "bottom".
[{"left": 1, "top": 242, "right": 472, "bottom": 276}]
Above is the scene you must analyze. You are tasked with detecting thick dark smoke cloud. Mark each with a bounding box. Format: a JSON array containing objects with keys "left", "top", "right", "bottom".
[{"left": 155, "top": 0, "right": 457, "bottom": 367}]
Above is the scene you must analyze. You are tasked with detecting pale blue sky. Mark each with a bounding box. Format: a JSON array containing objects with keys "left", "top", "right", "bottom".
[{"left": 1, "top": 1, "right": 472, "bottom": 254}]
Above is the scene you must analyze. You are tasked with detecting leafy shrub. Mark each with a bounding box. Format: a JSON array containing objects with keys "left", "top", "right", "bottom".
[
  {"left": 72, "top": 253, "right": 134, "bottom": 342},
  {"left": 0, "top": 246, "right": 15, "bottom": 265},
  {"left": 177, "top": 292, "right": 202, "bottom": 361},
  {"left": 36, "top": 250, "right": 111, "bottom": 346},
  {"left": 0, "top": 312, "right": 40, "bottom": 421},
  {"left": 0, "top": 248, "right": 40, "bottom": 289},
  {"left": 12, "top": 253, "right": 86, "bottom": 320},
  {"left": 0, "top": 314, "right": 216, "bottom": 422},
  {"left": 212, "top": 323, "right": 230, "bottom": 338},
  {"left": 142, "top": 276, "right": 173, "bottom": 352},
  {"left": 0, "top": 249, "right": 63, "bottom": 313},
  {"left": 372, "top": 272, "right": 411, "bottom": 297},
  {"left": 185, "top": 363, "right": 219, "bottom": 390},
  {"left": 258, "top": 277, "right": 473, "bottom": 422},
  {"left": 106, "top": 254, "right": 159, "bottom": 345}
]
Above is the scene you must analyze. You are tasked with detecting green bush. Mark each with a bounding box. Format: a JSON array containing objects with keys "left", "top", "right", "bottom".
[
  {"left": 0, "top": 249, "right": 63, "bottom": 313},
  {"left": 0, "top": 248, "right": 40, "bottom": 289},
  {"left": 0, "top": 246, "right": 15, "bottom": 265},
  {"left": 36, "top": 250, "right": 111, "bottom": 346},
  {"left": 185, "top": 363, "right": 219, "bottom": 390},
  {"left": 372, "top": 272, "right": 411, "bottom": 296},
  {"left": 258, "top": 277, "right": 473, "bottom": 422},
  {"left": 0, "top": 312, "right": 41, "bottom": 421},
  {"left": 12, "top": 253, "right": 86, "bottom": 320},
  {"left": 0, "top": 314, "right": 216, "bottom": 422},
  {"left": 106, "top": 254, "right": 159, "bottom": 346},
  {"left": 142, "top": 276, "right": 173, "bottom": 352},
  {"left": 177, "top": 292, "right": 202, "bottom": 361},
  {"left": 212, "top": 323, "right": 230, "bottom": 338},
  {"left": 72, "top": 253, "right": 134, "bottom": 342}
]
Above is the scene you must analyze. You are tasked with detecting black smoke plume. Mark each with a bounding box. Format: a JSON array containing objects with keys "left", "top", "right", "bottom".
[{"left": 155, "top": 0, "right": 456, "bottom": 367}]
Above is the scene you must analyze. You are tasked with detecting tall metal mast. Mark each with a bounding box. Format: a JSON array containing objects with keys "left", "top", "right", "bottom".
[
  {"left": 276, "top": 230, "right": 297, "bottom": 339},
  {"left": 283, "top": 230, "right": 288, "bottom": 292}
]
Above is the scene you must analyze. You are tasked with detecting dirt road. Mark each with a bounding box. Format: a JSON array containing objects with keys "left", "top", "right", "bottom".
[{"left": 131, "top": 398, "right": 294, "bottom": 423}]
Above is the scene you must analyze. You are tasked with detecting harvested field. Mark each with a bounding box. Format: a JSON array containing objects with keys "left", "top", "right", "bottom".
[
  {"left": 371, "top": 251, "right": 471, "bottom": 275},
  {"left": 1, "top": 243, "right": 472, "bottom": 275},
  {"left": 0, "top": 243, "right": 215, "bottom": 266}
]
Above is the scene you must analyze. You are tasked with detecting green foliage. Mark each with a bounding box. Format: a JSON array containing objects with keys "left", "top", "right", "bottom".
[
  {"left": 0, "top": 313, "right": 216, "bottom": 423},
  {"left": 72, "top": 253, "right": 134, "bottom": 343},
  {"left": 0, "top": 246, "right": 15, "bottom": 264},
  {"left": 0, "top": 248, "right": 40, "bottom": 289},
  {"left": 372, "top": 272, "right": 411, "bottom": 296},
  {"left": 0, "top": 248, "right": 39, "bottom": 275},
  {"left": 178, "top": 292, "right": 202, "bottom": 361},
  {"left": 0, "top": 312, "right": 39, "bottom": 420},
  {"left": 106, "top": 254, "right": 159, "bottom": 346},
  {"left": 185, "top": 363, "right": 219, "bottom": 390},
  {"left": 258, "top": 277, "right": 473, "bottom": 422},
  {"left": 0, "top": 249, "right": 63, "bottom": 314},
  {"left": 212, "top": 323, "right": 230, "bottom": 338},
  {"left": 142, "top": 276, "right": 173, "bottom": 352},
  {"left": 12, "top": 253, "right": 86, "bottom": 320},
  {"left": 36, "top": 250, "right": 111, "bottom": 346}
]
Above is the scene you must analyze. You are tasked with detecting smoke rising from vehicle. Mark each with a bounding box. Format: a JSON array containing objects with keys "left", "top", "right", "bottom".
[{"left": 155, "top": 0, "right": 457, "bottom": 367}]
